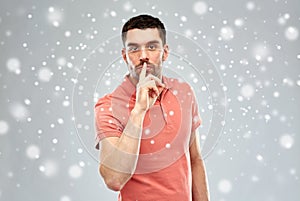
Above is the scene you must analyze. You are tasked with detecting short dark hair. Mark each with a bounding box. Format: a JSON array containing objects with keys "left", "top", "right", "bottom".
[{"left": 121, "top": 14, "right": 166, "bottom": 46}]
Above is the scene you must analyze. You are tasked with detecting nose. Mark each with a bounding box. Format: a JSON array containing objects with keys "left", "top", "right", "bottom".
[
  {"left": 140, "top": 57, "right": 149, "bottom": 64},
  {"left": 139, "top": 47, "right": 149, "bottom": 61}
]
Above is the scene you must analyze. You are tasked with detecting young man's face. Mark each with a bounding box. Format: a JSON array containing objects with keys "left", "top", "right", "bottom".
[{"left": 122, "top": 28, "right": 169, "bottom": 83}]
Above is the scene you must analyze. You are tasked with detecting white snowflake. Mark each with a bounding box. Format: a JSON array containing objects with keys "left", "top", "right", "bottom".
[
  {"left": 26, "top": 144, "right": 40, "bottom": 159},
  {"left": 0, "top": 120, "right": 9, "bottom": 135},
  {"left": 256, "top": 154, "right": 264, "bottom": 161},
  {"left": 284, "top": 26, "right": 299, "bottom": 41},
  {"left": 38, "top": 67, "right": 53, "bottom": 82},
  {"left": 240, "top": 84, "right": 255, "bottom": 99},
  {"left": 220, "top": 26, "right": 234, "bottom": 41},
  {"left": 279, "top": 134, "right": 294, "bottom": 149},
  {"left": 252, "top": 44, "right": 270, "bottom": 61},
  {"left": 193, "top": 1, "right": 208, "bottom": 16},
  {"left": 39, "top": 160, "right": 59, "bottom": 177},
  {"left": 6, "top": 58, "right": 21, "bottom": 74},
  {"left": 218, "top": 179, "right": 232, "bottom": 193},
  {"left": 123, "top": 2, "right": 133, "bottom": 11},
  {"left": 9, "top": 102, "right": 30, "bottom": 121},
  {"left": 246, "top": 1, "right": 255, "bottom": 11},
  {"left": 234, "top": 18, "right": 245, "bottom": 27},
  {"left": 60, "top": 195, "right": 71, "bottom": 201},
  {"left": 68, "top": 164, "right": 83, "bottom": 179},
  {"left": 47, "top": 6, "right": 63, "bottom": 27}
]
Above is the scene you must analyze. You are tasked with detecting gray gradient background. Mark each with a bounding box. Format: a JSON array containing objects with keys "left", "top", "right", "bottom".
[{"left": 0, "top": 0, "right": 299, "bottom": 201}]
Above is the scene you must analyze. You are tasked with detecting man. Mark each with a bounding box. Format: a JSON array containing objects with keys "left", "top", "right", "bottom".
[{"left": 95, "top": 14, "right": 210, "bottom": 201}]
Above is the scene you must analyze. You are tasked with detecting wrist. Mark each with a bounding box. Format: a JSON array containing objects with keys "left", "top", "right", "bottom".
[{"left": 131, "top": 106, "right": 147, "bottom": 116}]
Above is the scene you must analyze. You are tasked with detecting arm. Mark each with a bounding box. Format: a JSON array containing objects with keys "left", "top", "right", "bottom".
[
  {"left": 98, "top": 63, "right": 165, "bottom": 191},
  {"left": 99, "top": 108, "right": 145, "bottom": 191},
  {"left": 190, "top": 130, "right": 210, "bottom": 201}
]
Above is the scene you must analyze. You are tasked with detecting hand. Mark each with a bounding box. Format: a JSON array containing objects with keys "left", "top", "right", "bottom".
[{"left": 134, "top": 62, "right": 165, "bottom": 112}]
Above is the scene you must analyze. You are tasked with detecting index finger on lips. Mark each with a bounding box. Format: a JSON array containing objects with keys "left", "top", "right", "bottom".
[{"left": 139, "top": 62, "right": 147, "bottom": 81}]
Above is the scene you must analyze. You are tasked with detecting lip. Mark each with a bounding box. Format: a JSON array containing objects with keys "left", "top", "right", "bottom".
[{"left": 137, "top": 65, "right": 153, "bottom": 70}]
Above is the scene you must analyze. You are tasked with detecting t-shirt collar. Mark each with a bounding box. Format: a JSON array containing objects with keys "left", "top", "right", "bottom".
[{"left": 161, "top": 76, "right": 174, "bottom": 90}]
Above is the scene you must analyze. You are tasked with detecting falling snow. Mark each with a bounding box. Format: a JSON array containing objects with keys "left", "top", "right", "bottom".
[
  {"left": 234, "top": 18, "right": 245, "bottom": 27},
  {"left": 38, "top": 67, "right": 53, "bottom": 82},
  {"left": 246, "top": 1, "right": 256, "bottom": 11},
  {"left": 0, "top": 120, "right": 9, "bottom": 135},
  {"left": 60, "top": 196, "right": 72, "bottom": 201},
  {"left": 6, "top": 58, "right": 21, "bottom": 74},
  {"left": 26, "top": 144, "right": 40, "bottom": 159},
  {"left": 193, "top": 1, "right": 208, "bottom": 16},
  {"left": 47, "top": 6, "right": 63, "bottom": 27},
  {"left": 9, "top": 102, "right": 30, "bottom": 121},
  {"left": 285, "top": 26, "right": 299, "bottom": 41},
  {"left": 0, "top": 1, "right": 299, "bottom": 201},
  {"left": 39, "top": 160, "right": 59, "bottom": 177},
  {"left": 68, "top": 165, "right": 83, "bottom": 179},
  {"left": 218, "top": 179, "right": 232, "bottom": 194},
  {"left": 240, "top": 84, "right": 255, "bottom": 99},
  {"left": 252, "top": 44, "right": 270, "bottom": 61},
  {"left": 279, "top": 134, "right": 294, "bottom": 149},
  {"left": 220, "top": 26, "right": 234, "bottom": 41}
]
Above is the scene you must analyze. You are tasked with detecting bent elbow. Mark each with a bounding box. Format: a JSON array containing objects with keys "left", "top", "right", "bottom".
[
  {"left": 99, "top": 165, "right": 125, "bottom": 191},
  {"left": 105, "top": 180, "right": 123, "bottom": 191}
]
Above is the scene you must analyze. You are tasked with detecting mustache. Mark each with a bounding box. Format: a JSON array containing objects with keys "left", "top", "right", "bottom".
[{"left": 135, "top": 62, "right": 155, "bottom": 69}]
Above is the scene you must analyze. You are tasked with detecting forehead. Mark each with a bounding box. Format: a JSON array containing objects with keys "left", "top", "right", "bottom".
[{"left": 125, "top": 28, "right": 162, "bottom": 45}]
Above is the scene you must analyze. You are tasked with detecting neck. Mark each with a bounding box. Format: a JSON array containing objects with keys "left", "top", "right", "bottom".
[{"left": 128, "top": 75, "right": 138, "bottom": 86}]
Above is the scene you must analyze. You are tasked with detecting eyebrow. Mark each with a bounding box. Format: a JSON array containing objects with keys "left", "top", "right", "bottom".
[{"left": 126, "top": 40, "right": 161, "bottom": 47}]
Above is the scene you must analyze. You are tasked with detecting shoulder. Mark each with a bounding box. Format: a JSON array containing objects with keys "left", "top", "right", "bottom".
[
  {"left": 94, "top": 87, "right": 120, "bottom": 110},
  {"left": 164, "top": 76, "right": 199, "bottom": 107},
  {"left": 164, "top": 76, "right": 194, "bottom": 93},
  {"left": 95, "top": 78, "right": 134, "bottom": 108}
]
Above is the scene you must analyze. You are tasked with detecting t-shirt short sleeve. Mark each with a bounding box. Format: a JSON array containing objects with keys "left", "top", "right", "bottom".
[
  {"left": 190, "top": 88, "right": 202, "bottom": 132},
  {"left": 94, "top": 95, "right": 124, "bottom": 150}
]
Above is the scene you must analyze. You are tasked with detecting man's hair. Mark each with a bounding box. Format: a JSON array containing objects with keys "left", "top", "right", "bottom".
[{"left": 121, "top": 14, "right": 166, "bottom": 46}]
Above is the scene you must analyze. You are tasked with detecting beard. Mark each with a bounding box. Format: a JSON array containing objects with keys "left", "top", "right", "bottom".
[{"left": 130, "top": 61, "right": 162, "bottom": 82}]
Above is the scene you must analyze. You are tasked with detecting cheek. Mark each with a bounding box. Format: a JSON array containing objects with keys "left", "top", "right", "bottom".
[
  {"left": 153, "top": 53, "right": 164, "bottom": 62},
  {"left": 127, "top": 55, "right": 139, "bottom": 64},
  {"left": 125, "top": 59, "right": 135, "bottom": 69}
]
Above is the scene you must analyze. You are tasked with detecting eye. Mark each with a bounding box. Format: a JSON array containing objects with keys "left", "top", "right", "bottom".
[
  {"left": 147, "top": 44, "right": 157, "bottom": 50},
  {"left": 127, "top": 46, "right": 139, "bottom": 52}
]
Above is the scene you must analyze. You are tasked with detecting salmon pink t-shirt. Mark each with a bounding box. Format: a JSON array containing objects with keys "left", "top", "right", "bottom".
[{"left": 95, "top": 75, "right": 201, "bottom": 201}]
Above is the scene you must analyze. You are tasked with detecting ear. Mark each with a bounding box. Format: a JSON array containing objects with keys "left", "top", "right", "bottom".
[
  {"left": 122, "top": 48, "right": 128, "bottom": 64},
  {"left": 162, "top": 44, "right": 169, "bottom": 61}
]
